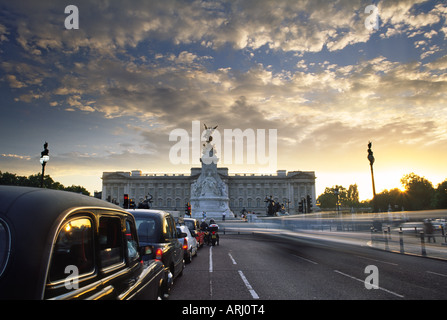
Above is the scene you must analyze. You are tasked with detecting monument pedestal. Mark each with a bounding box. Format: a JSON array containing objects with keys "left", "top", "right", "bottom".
[
  {"left": 190, "top": 142, "right": 234, "bottom": 219},
  {"left": 190, "top": 195, "right": 233, "bottom": 219}
]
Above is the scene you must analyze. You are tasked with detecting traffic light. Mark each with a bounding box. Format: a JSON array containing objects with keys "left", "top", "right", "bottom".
[
  {"left": 185, "top": 202, "right": 191, "bottom": 216},
  {"left": 123, "top": 194, "right": 129, "bottom": 209},
  {"left": 307, "top": 195, "right": 312, "bottom": 213},
  {"left": 298, "top": 200, "right": 304, "bottom": 213}
]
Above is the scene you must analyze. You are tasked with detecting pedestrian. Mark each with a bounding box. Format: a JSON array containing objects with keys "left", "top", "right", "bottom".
[
  {"left": 222, "top": 211, "right": 226, "bottom": 221},
  {"left": 424, "top": 219, "right": 436, "bottom": 243},
  {"left": 240, "top": 207, "right": 247, "bottom": 220},
  {"left": 200, "top": 219, "right": 208, "bottom": 231}
]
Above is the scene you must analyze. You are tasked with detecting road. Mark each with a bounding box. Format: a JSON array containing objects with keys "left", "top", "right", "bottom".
[{"left": 170, "top": 233, "right": 447, "bottom": 300}]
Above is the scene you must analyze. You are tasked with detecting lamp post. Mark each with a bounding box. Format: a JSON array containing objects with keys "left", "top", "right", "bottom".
[
  {"left": 367, "top": 141, "right": 377, "bottom": 212},
  {"left": 40, "top": 142, "right": 49, "bottom": 188}
]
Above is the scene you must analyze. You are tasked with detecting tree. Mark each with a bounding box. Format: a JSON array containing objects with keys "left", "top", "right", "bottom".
[
  {"left": 346, "top": 184, "right": 360, "bottom": 207},
  {"left": 374, "top": 188, "right": 404, "bottom": 212},
  {"left": 64, "top": 185, "right": 90, "bottom": 196},
  {"left": 434, "top": 180, "right": 447, "bottom": 209},
  {"left": 0, "top": 172, "right": 19, "bottom": 185},
  {"left": 317, "top": 173, "right": 446, "bottom": 212},
  {"left": 28, "top": 173, "right": 57, "bottom": 189},
  {"left": 400, "top": 173, "right": 435, "bottom": 210},
  {"left": 317, "top": 188, "right": 338, "bottom": 208},
  {"left": 0, "top": 171, "right": 90, "bottom": 196},
  {"left": 317, "top": 185, "right": 360, "bottom": 209}
]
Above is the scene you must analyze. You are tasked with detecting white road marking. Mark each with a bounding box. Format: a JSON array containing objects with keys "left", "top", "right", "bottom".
[
  {"left": 334, "top": 270, "right": 404, "bottom": 298},
  {"left": 238, "top": 270, "right": 259, "bottom": 299},
  {"left": 427, "top": 271, "right": 447, "bottom": 278},
  {"left": 228, "top": 252, "right": 237, "bottom": 265},
  {"left": 292, "top": 254, "right": 318, "bottom": 265},
  {"left": 355, "top": 255, "right": 398, "bottom": 266},
  {"left": 209, "top": 246, "right": 213, "bottom": 298},
  {"left": 209, "top": 246, "right": 213, "bottom": 273}
]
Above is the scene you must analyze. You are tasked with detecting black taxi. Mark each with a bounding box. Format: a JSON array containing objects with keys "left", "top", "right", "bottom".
[
  {"left": 0, "top": 186, "right": 165, "bottom": 300},
  {"left": 129, "top": 209, "right": 186, "bottom": 299}
]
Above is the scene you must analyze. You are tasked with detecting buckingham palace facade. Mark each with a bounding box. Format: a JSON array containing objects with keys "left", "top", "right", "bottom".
[{"left": 102, "top": 168, "right": 316, "bottom": 214}]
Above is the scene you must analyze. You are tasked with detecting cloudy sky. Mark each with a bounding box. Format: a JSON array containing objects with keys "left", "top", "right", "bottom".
[{"left": 0, "top": 0, "right": 446, "bottom": 200}]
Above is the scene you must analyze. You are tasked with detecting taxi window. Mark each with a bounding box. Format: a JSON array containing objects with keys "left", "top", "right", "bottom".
[
  {"left": 135, "top": 217, "right": 157, "bottom": 242},
  {"left": 0, "top": 220, "right": 10, "bottom": 277},
  {"left": 184, "top": 220, "right": 195, "bottom": 231},
  {"left": 49, "top": 218, "right": 94, "bottom": 282},
  {"left": 164, "top": 216, "right": 176, "bottom": 240},
  {"left": 125, "top": 220, "right": 138, "bottom": 263},
  {"left": 99, "top": 217, "right": 123, "bottom": 269}
]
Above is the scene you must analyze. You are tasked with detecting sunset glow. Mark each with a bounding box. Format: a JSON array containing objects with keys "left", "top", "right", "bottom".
[{"left": 0, "top": 1, "right": 446, "bottom": 200}]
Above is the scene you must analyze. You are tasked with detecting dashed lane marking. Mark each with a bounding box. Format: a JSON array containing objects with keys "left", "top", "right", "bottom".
[
  {"left": 238, "top": 270, "right": 260, "bottom": 300},
  {"left": 334, "top": 270, "right": 404, "bottom": 298}
]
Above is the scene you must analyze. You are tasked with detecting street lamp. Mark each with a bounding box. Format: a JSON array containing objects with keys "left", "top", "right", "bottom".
[
  {"left": 367, "top": 141, "right": 377, "bottom": 212},
  {"left": 40, "top": 142, "right": 49, "bottom": 188}
]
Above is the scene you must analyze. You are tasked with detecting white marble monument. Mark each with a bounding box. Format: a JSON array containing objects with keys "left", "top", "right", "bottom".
[{"left": 190, "top": 124, "right": 234, "bottom": 219}]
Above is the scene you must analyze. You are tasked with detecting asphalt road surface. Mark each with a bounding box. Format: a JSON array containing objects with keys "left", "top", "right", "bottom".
[{"left": 170, "top": 233, "right": 447, "bottom": 300}]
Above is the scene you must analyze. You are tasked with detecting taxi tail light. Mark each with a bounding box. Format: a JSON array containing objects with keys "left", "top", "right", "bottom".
[
  {"left": 155, "top": 248, "right": 163, "bottom": 260},
  {"left": 183, "top": 237, "right": 188, "bottom": 250}
]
